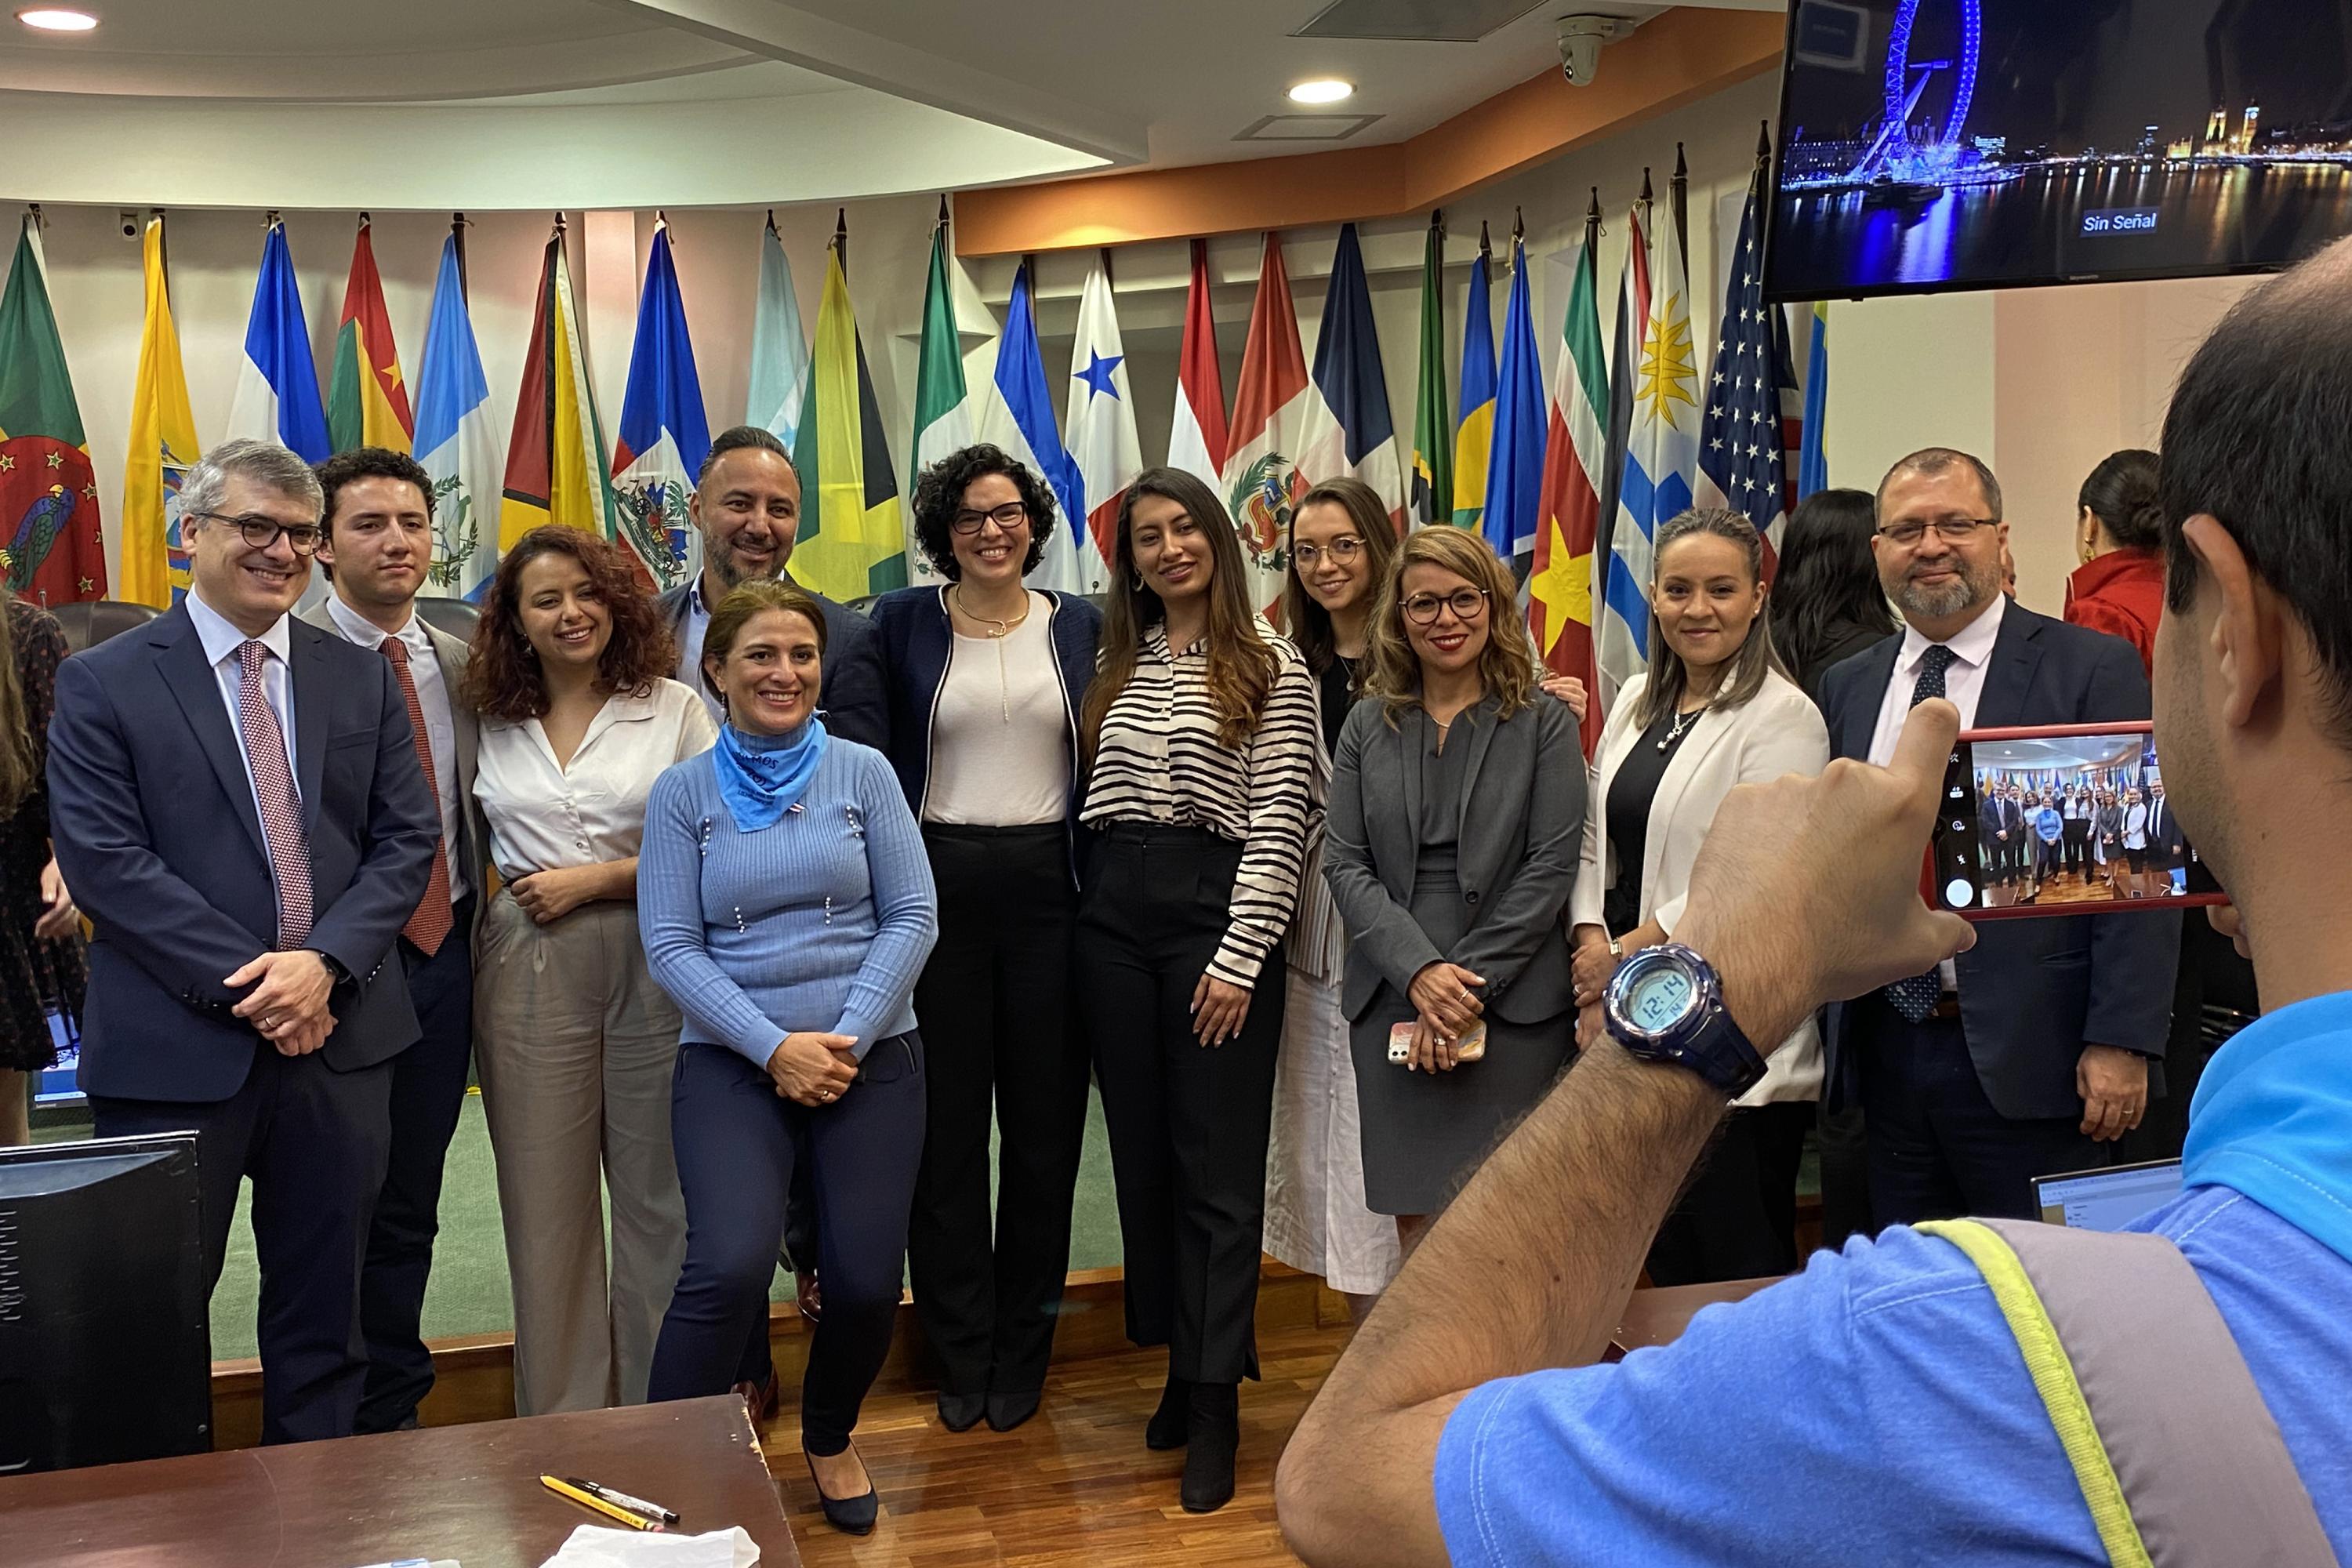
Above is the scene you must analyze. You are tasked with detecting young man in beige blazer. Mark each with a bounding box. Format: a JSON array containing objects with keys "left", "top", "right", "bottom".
[{"left": 306, "top": 446, "right": 488, "bottom": 1432}]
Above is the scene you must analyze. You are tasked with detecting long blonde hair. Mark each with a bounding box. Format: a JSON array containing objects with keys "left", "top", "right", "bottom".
[
  {"left": 1362, "top": 527, "right": 1535, "bottom": 724},
  {"left": 1083, "top": 467, "right": 1280, "bottom": 755},
  {"left": 0, "top": 593, "right": 37, "bottom": 819}
]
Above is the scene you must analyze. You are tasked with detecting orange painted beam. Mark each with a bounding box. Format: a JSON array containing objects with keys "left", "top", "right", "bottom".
[{"left": 953, "top": 5, "right": 1786, "bottom": 257}]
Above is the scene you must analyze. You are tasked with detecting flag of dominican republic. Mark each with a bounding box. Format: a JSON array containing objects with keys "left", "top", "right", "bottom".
[
  {"left": 1299, "top": 223, "right": 1405, "bottom": 528},
  {"left": 1066, "top": 255, "right": 1142, "bottom": 578},
  {"left": 1527, "top": 223, "right": 1608, "bottom": 755},
  {"left": 612, "top": 220, "right": 711, "bottom": 593},
  {"left": 499, "top": 221, "right": 617, "bottom": 556},
  {"left": 0, "top": 214, "right": 107, "bottom": 604},
  {"left": 1223, "top": 232, "right": 1315, "bottom": 615},
  {"left": 1482, "top": 230, "right": 1546, "bottom": 573},
  {"left": 120, "top": 215, "right": 199, "bottom": 609},
  {"left": 1694, "top": 176, "right": 1791, "bottom": 572},
  {"left": 226, "top": 223, "right": 331, "bottom": 466},
  {"left": 327, "top": 218, "right": 412, "bottom": 455},
  {"left": 746, "top": 216, "right": 810, "bottom": 448},
  {"left": 1168, "top": 238, "right": 1229, "bottom": 497},
  {"left": 1603, "top": 200, "right": 1699, "bottom": 715},
  {"left": 1450, "top": 228, "right": 1496, "bottom": 535},
  {"left": 412, "top": 232, "right": 503, "bottom": 602},
  {"left": 978, "top": 262, "right": 1091, "bottom": 593}
]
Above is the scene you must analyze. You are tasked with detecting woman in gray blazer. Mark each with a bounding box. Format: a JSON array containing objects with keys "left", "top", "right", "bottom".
[{"left": 1323, "top": 528, "right": 1584, "bottom": 1233}]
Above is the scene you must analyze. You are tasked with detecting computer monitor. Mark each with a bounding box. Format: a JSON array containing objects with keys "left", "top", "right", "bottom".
[
  {"left": 0, "top": 1133, "right": 213, "bottom": 1472},
  {"left": 2032, "top": 1158, "right": 2185, "bottom": 1232}
]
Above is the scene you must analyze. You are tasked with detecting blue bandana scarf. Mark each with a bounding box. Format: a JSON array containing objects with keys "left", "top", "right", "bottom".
[
  {"left": 2184, "top": 986, "right": 2352, "bottom": 1268},
  {"left": 712, "top": 717, "right": 829, "bottom": 833}
]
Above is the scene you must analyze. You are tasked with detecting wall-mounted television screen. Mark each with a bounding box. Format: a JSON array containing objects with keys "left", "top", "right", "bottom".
[{"left": 1763, "top": 0, "right": 2352, "bottom": 301}]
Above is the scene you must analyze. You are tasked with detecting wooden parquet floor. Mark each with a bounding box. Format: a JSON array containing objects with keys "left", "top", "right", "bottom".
[{"left": 755, "top": 1322, "right": 1348, "bottom": 1566}]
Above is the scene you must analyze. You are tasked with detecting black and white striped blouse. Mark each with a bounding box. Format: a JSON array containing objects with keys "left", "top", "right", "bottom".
[{"left": 1082, "top": 619, "right": 1323, "bottom": 988}]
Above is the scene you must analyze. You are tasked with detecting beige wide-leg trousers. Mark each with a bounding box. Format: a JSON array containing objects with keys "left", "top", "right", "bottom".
[{"left": 474, "top": 891, "right": 687, "bottom": 1415}]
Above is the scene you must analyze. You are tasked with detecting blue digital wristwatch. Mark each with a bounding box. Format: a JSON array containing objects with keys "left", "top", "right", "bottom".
[{"left": 1601, "top": 942, "right": 1769, "bottom": 1098}]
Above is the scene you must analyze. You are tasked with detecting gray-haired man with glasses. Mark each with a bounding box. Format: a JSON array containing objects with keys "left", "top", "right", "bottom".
[
  {"left": 1813, "top": 446, "right": 2177, "bottom": 1228},
  {"left": 49, "top": 437, "right": 440, "bottom": 1443}
]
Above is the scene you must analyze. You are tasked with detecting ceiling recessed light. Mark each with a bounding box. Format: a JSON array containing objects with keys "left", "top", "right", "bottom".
[
  {"left": 1287, "top": 78, "right": 1355, "bottom": 106},
  {"left": 16, "top": 8, "right": 99, "bottom": 30}
]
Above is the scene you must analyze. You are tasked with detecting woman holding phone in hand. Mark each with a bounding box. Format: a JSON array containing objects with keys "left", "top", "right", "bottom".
[
  {"left": 1076, "top": 467, "right": 1319, "bottom": 1516},
  {"left": 1323, "top": 528, "right": 1584, "bottom": 1246},
  {"left": 639, "top": 579, "right": 937, "bottom": 1536}
]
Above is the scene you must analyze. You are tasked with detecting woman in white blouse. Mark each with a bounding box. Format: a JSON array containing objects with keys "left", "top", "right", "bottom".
[
  {"left": 1570, "top": 508, "right": 1831, "bottom": 1287},
  {"left": 465, "top": 525, "right": 717, "bottom": 1415},
  {"left": 1076, "top": 466, "right": 1320, "bottom": 1515}
]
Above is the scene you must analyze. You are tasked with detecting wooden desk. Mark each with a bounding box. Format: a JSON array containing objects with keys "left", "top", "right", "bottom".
[
  {"left": 0, "top": 1396, "right": 799, "bottom": 1568},
  {"left": 1608, "top": 1276, "right": 1785, "bottom": 1358}
]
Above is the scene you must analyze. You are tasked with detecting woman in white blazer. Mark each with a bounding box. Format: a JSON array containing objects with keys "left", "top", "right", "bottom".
[{"left": 1570, "top": 507, "right": 1831, "bottom": 1286}]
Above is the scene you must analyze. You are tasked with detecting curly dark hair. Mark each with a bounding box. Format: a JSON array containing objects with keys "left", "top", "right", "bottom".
[
  {"left": 317, "top": 446, "right": 435, "bottom": 529},
  {"left": 463, "top": 525, "right": 676, "bottom": 720},
  {"left": 909, "top": 442, "right": 1058, "bottom": 581}
]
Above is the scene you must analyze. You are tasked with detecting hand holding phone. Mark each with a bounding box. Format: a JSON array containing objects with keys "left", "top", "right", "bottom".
[
  {"left": 1931, "top": 723, "right": 2223, "bottom": 920},
  {"left": 1389, "top": 1018, "right": 1486, "bottom": 1070}
]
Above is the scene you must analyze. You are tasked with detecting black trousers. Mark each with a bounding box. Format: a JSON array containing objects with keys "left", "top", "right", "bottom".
[
  {"left": 1077, "top": 824, "right": 1284, "bottom": 1385},
  {"left": 1645, "top": 1100, "right": 1813, "bottom": 1287},
  {"left": 1855, "top": 994, "right": 2103, "bottom": 1226},
  {"left": 2063, "top": 819, "right": 2092, "bottom": 877},
  {"left": 906, "top": 824, "right": 1089, "bottom": 1399},
  {"left": 649, "top": 1036, "right": 924, "bottom": 1456},
  {"left": 357, "top": 898, "right": 477, "bottom": 1433},
  {"left": 92, "top": 1040, "right": 394, "bottom": 1445}
]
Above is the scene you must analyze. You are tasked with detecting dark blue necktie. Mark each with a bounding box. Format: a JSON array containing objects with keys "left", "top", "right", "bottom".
[{"left": 1886, "top": 644, "right": 1958, "bottom": 1023}]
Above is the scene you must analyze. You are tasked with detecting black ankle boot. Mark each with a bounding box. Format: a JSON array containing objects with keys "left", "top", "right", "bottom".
[
  {"left": 1145, "top": 1371, "right": 1194, "bottom": 1450},
  {"left": 1179, "top": 1381, "right": 1239, "bottom": 1514}
]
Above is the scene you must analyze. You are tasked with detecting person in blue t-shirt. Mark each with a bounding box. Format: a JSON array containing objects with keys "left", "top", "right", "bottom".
[{"left": 1275, "top": 238, "right": 2352, "bottom": 1566}]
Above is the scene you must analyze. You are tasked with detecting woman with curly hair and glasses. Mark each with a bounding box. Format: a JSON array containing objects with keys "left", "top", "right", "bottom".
[
  {"left": 465, "top": 524, "right": 717, "bottom": 1415},
  {"left": 833, "top": 443, "right": 1102, "bottom": 1436}
]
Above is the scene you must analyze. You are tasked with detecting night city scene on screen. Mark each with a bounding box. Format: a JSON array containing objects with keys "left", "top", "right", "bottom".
[{"left": 1765, "top": 0, "right": 2352, "bottom": 300}]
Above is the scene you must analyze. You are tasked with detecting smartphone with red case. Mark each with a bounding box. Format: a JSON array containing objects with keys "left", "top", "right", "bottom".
[{"left": 1929, "top": 722, "right": 2227, "bottom": 920}]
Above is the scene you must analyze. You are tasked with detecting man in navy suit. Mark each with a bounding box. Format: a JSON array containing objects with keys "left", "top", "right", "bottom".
[
  {"left": 1818, "top": 448, "right": 2179, "bottom": 1225},
  {"left": 49, "top": 439, "right": 439, "bottom": 1444}
]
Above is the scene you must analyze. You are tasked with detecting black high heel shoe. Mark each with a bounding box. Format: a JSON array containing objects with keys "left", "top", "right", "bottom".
[
  {"left": 1180, "top": 1381, "right": 1240, "bottom": 1514},
  {"left": 804, "top": 1450, "right": 879, "bottom": 1536}
]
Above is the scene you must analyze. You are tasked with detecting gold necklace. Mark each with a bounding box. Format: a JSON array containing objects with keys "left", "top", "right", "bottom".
[{"left": 951, "top": 585, "right": 1030, "bottom": 639}]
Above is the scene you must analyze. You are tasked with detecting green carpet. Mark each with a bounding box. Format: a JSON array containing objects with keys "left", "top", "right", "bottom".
[{"left": 203, "top": 1087, "right": 1123, "bottom": 1362}]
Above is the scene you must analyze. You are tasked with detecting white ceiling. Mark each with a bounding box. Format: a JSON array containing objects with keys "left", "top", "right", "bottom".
[{"left": 0, "top": 0, "right": 1784, "bottom": 209}]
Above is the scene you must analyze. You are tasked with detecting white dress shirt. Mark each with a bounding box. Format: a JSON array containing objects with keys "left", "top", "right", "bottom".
[
  {"left": 322, "top": 593, "right": 469, "bottom": 901},
  {"left": 1867, "top": 592, "right": 2007, "bottom": 989},
  {"left": 475, "top": 677, "right": 717, "bottom": 883},
  {"left": 186, "top": 587, "right": 298, "bottom": 829},
  {"left": 677, "top": 581, "right": 718, "bottom": 724}
]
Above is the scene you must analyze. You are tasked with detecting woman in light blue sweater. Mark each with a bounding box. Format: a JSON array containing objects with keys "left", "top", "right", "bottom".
[{"left": 639, "top": 579, "right": 938, "bottom": 1536}]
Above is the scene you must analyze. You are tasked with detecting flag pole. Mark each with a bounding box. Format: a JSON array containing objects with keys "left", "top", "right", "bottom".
[
  {"left": 1637, "top": 169, "right": 1653, "bottom": 262},
  {"left": 833, "top": 208, "right": 848, "bottom": 278},
  {"left": 1671, "top": 143, "right": 1690, "bottom": 274},
  {"left": 1585, "top": 187, "right": 1601, "bottom": 252},
  {"left": 1512, "top": 206, "right": 1525, "bottom": 264},
  {"left": 452, "top": 213, "right": 470, "bottom": 304}
]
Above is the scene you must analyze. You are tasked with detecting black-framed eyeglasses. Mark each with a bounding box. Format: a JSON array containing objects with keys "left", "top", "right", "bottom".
[
  {"left": 1402, "top": 587, "right": 1490, "bottom": 626},
  {"left": 1291, "top": 536, "right": 1366, "bottom": 569},
  {"left": 189, "top": 510, "right": 324, "bottom": 555},
  {"left": 950, "top": 501, "right": 1030, "bottom": 535},
  {"left": 1876, "top": 517, "right": 1996, "bottom": 549}
]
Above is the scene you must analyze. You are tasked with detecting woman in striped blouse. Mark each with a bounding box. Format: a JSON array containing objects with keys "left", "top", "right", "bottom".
[{"left": 1077, "top": 466, "right": 1321, "bottom": 1515}]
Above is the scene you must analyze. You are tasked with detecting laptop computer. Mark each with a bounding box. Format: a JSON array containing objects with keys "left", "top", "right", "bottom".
[{"left": 2032, "top": 1157, "right": 2185, "bottom": 1232}]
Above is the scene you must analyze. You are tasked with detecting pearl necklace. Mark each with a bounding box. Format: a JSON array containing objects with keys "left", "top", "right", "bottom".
[{"left": 1658, "top": 706, "right": 1705, "bottom": 753}]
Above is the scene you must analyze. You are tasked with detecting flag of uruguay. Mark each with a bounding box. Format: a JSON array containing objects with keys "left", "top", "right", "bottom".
[
  {"left": 978, "top": 263, "right": 1094, "bottom": 593},
  {"left": 413, "top": 234, "right": 504, "bottom": 602},
  {"left": 1606, "top": 201, "right": 1700, "bottom": 687},
  {"left": 225, "top": 222, "right": 331, "bottom": 465}
]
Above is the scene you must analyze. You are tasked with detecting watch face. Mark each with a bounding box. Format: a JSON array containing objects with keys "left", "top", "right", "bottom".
[{"left": 1628, "top": 964, "right": 1697, "bottom": 1036}]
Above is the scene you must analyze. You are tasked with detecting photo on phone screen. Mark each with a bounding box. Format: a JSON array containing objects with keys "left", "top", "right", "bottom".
[{"left": 1932, "top": 723, "right": 2227, "bottom": 920}]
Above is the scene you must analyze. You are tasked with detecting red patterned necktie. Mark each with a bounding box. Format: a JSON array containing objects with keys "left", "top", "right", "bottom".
[
  {"left": 236, "top": 640, "right": 314, "bottom": 949},
  {"left": 382, "top": 636, "right": 456, "bottom": 957}
]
